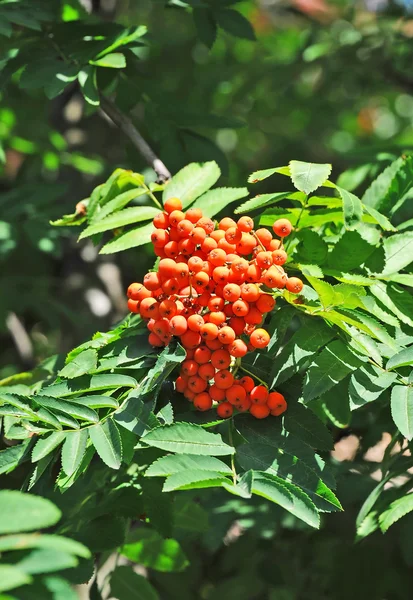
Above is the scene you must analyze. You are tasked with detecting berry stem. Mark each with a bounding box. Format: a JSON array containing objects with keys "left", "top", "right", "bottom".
[
  {"left": 251, "top": 231, "right": 267, "bottom": 252},
  {"left": 228, "top": 420, "right": 237, "bottom": 486},
  {"left": 238, "top": 364, "right": 268, "bottom": 388},
  {"left": 189, "top": 274, "right": 193, "bottom": 298}
]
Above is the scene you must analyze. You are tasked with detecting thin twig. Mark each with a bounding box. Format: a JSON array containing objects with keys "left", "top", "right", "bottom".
[{"left": 99, "top": 95, "right": 171, "bottom": 183}]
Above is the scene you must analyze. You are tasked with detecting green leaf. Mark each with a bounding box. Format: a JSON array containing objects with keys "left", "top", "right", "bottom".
[
  {"left": 381, "top": 232, "right": 413, "bottom": 275},
  {"left": 91, "top": 187, "right": 148, "bottom": 223},
  {"left": 58, "top": 349, "right": 98, "bottom": 379},
  {"left": 163, "top": 470, "right": 230, "bottom": 492},
  {"left": 121, "top": 530, "right": 188, "bottom": 572},
  {"left": 335, "top": 186, "right": 363, "bottom": 229},
  {"left": 289, "top": 161, "right": 332, "bottom": 195},
  {"left": 362, "top": 204, "right": 396, "bottom": 232},
  {"left": 142, "top": 423, "right": 235, "bottom": 456},
  {"left": 39, "top": 373, "right": 137, "bottom": 397},
  {"left": 283, "top": 402, "right": 334, "bottom": 451},
  {"left": 370, "top": 282, "right": 413, "bottom": 328},
  {"left": 0, "top": 565, "right": 32, "bottom": 593},
  {"left": 294, "top": 229, "right": 328, "bottom": 264},
  {"left": 248, "top": 166, "right": 290, "bottom": 183},
  {"left": 387, "top": 347, "right": 413, "bottom": 370},
  {"left": 349, "top": 365, "right": 397, "bottom": 409},
  {"left": 78, "top": 66, "right": 99, "bottom": 106},
  {"left": 0, "top": 491, "right": 61, "bottom": 534},
  {"left": 320, "top": 378, "right": 351, "bottom": 428},
  {"left": 362, "top": 156, "right": 413, "bottom": 215},
  {"left": 162, "top": 161, "right": 221, "bottom": 209},
  {"left": 327, "top": 230, "right": 376, "bottom": 272},
  {"left": 146, "top": 454, "right": 232, "bottom": 477},
  {"left": 266, "top": 305, "right": 296, "bottom": 354},
  {"left": 0, "top": 441, "right": 30, "bottom": 475},
  {"left": 16, "top": 548, "right": 78, "bottom": 574},
  {"left": 114, "top": 392, "right": 156, "bottom": 437},
  {"left": 234, "top": 192, "right": 291, "bottom": 214},
  {"left": 34, "top": 396, "right": 99, "bottom": 423},
  {"left": 32, "top": 431, "right": 66, "bottom": 462},
  {"left": 193, "top": 7, "right": 217, "bottom": 48},
  {"left": 61, "top": 429, "right": 89, "bottom": 477},
  {"left": 89, "top": 419, "right": 122, "bottom": 469},
  {"left": 303, "top": 340, "right": 363, "bottom": 403},
  {"left": 379, "top": 494, "right": 413, "bottom": 533},
  {"left": 391, "top": 385, "right": 413, "bottom": 440},
  {"left": 79, "top": 207, "right": 159, "bottom": 240},
  {"left": 110, "top": 565, "right": 159, "bottom": 600},
  {"left": 252, "top": 472, "right": 320, "bottom": 528},
  {"left": 90, "top": 52, "right": 126, "bottom": 68},
  {"left": 68, "top": 395, "right": 119, "bottom": 409},
  {"left": 192, "top": 187, "right": 248, "bottom": 217},
  {"left": 0, "top": 533, "right": 89, "bottom": 557},
  {"left": 100, "top": 221, "right": 153, "bottom": 254},
  {"left": 215, "top": 9, "right": 256, "bottom": 40}
]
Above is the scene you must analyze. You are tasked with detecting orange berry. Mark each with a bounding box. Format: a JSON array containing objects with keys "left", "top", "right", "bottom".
[
  {"left": 286, "top": 277, "right": 304, "bottom": 294},
  {"left": 175, "top": 262, "right": 189, "bottom": 280},
  {"left": 162, "top": 278, "right": 180, "bottom": 295},
  {"left": 256, "top": 294, "right": 275, "bottom": 313},
  {"left": 144, "top": 272, "right": 161, "bottom": 291},
  {"left": 164, "top": 197, "right": 183, "bottom": 213},
  {"left": 262, "top": 266, "right": 286, "bottom": 289},
  {"left": 209, "top": 311, "right": 226, "bottom": 326},
  {"left": 153, "top": 319, "right": 169, "bottom": 339},
  {"left": 216, "top": 402, "right": 233, "bottom": 418},
  {"left": 244, "top": 306, "right": 262, "bottom": 325},
  {"left": 205, "top": 338, "right": 223, "bottom": 351},
  {"left": 239, "top": 376, "right": 255, "bottom": 393},
  {"left": 198, "top": 291, "right": 212, "bottom": 307},
  {"left": 164, "top": 240, "right": 180, "bottom": 258},
  {"left": 194, "top": 345, "right": 212, "bottom": 364},
  {"left": 169, "top": 210, "right": 185, "bottom": 227},
  {"left": 148, "top": 332, "right": 164, "bottom": 347},
  {"left": 217, "top": 238, "right": 236, "bottom": 254},
  {"left": 250, "top": 385, "right": 269, "bottom": 405},
  {"left": 219, "top": 217, "right": 237, "bottom": 230},
  {"left": 246, "top": 263, "right": 262, "bottom": 282},
  {"left": 236, "top": 396, "right": 252, "bottom": 412},
  {"left": 187, "top": 314, "right": 204, "bottom": 332},
  {"left": 212, "top": 266, "right": 230, "bottom": 285},
  {"left": 184, "top": 388, "right": 195, "bottom": 401},
  {"left": 201, "top": 237, "right": 217, "bottom": 253},
  {"left": 223, "top": 283, "right": 241, "bottom": 302},
  {"left": 241, "top": 283, "right": 260, "bottom": 302},
  {"left": 158, "top": 258, "right": 178, "bottom": 279},
  {"left": 177, "top": 219, "right": 194, "bottom": 237},
  {"left": 256, "top": 251, "right": 273, "bottom": 269},
  {"left": 197, "top": 217, "right": 214, "bottom": 234},
  {"left": 181, "top": 359, "right": 199, "bottom": 377},
  {"left": 232, "top": 299, "right": 249, "bottom": 317},
  {"left": 228, "top": 339, "right": 248, "bottom": 358},
  {"left": 237, "top": 233, "right": 257, "bottom": 256},
  {"left": 190, "top": 226, "right": 207, "bottom": 244},
  {"left": 214, "top": 369, "right": 234, "bottom": 390},
  {"left": 186, "top": 349, "right": 195, "bottom": 359},
  {"left": 178, "top": 238, "right": 196, "bottom": 256},
  {"left": 211, "top": 349, "right": 231, "bottom": 370},
  {"left": 169, "top": 315, "right": 188, "bottom": 336},
  {"left": 237, "top": 216, "right": 254, "bottom": 232},
  {"left": 153, "top": 212, "right": 169, "bottom": 229},
  {"left": 127, "top": 299, "right": 140, "bottom": 313},
  {"left": 194, "top": 392, "right": 213, "bottom": 411},
  {"left": 200, "top": 322, "right": 219, "bottom": 341},
  {"left": 226, "top": 385, "right": 246, "bottom": 405},
  {"left": 217, "top": 326, "right": 236, "bottom": 345},
  {"left": 231, "top": 257, "right": 249, "bottom": 274},
  {"left": 186, "top": 207, "right": 203, "bottom": 223},
  {"left": 209, "top": 384, "right": 226, "bottom": 402},
  {"left": 250, "top": 328, "right": 270, "bottom": 349},
  {"left": 228, "top": 317, "right": 245, "bottom": 336},
  {"left": 151, "top": 229, "right": 169, "bottom": 248},
  {"left": 208, "top": 248, "right": 227, "bottom": 267},
  {"left": 193, "top": 271, "right": 209, "bottom": 288},
  {"left": 198, "top": 363, "right": 216, "bottom": 381},
  {"left": 181, "top": 330, "right": 202, "bottom": 349},
  {"left": 159, "top": 299, "right": 177, "bottom": 318},
  {"left": 225, "top": 226, "right": 242, "bottom": 244},
  {"left": 208, "top": 296, "right": 224, "bottom": 312},
  {"left": 140, "top": 297, "right": 160, "bottom": 320},
  {"left": 269, "top": 239, "right": 282, "bottom": 251},
  {"left": 267, "top": 391, "right": 287, "bottom": 414},
  {"left": 127, "top": 283, "right": 152, "bottom": 301},
  {"left": 272, "top": 249, "right": 288, "bottom": 266},
  {"left": 255, "top": 228, "right": 273, "bottom": 248},
  {"left": 188, "top": 376, "right": 208, "bottom": 394},
  {"left": 273, "top": 218, "right": 292, "bottom": 238},
  {"left": 250, "top": 404, "right": 270, "bottom": 419},
  {"left": 210, "top": 229, "right": 225, "bottom": 242},
  {"left": 176, "top": 375, "right": 187, "bottom": 393}
]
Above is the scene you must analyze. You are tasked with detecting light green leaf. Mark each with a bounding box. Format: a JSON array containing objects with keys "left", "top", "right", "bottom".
[
  {"left": 362, "top": 204, "right": 396, "bottom": 231},
  {"left": 327, "top": 230, "right": 376, "bottom": 272},
  {"left": 79, "top": 206, "right": 159, "bottom": 239},
  {"left": 91, "top": 187, "right": 148, "bottom": 222},
  {"left": 306, "top": 276, "right": 344, "bottom": 309},
  {"left": 78, "top": 66, "right": 99, "bottom": 106},
  {"left": 0, "top": 533, "right": 90, "bottom": 557},
  {"left": 248, "top": 166, "right": 290, "bottom": 183},
  {"left": 370, "top": 282, "right": 413, "bottom": 328},
  {"left": 100, "top": 221, "right": 153, "bottom": 254},
  {"left": 379, "top": 494, "right": 413, "bottom": 533},
  {"left": 349, "top": 365, "right": 397, "bottom": 410},
  {"left": 234, "top": 192, "right": 291, "bottom": 214},
  {"left": 391, "top": 385, "right": 413, "bottom": 440},
  {"left": 252, "top": 472, "right": 320, "bottom": 528},
  {"left": 142, "top": 423, "right": 235, "bottom": 456},
  {"left": 381, "top": 232, "right": 413, "bottom": 275},
  {"left": 89, "top": 419, "right": 123, "bottom": 469},
  {"left": 121, "top": 530, "right": 188, "bottom": 572},
  {"left": 32, "top": 431, "right": 66, "bottom": 462},
  {"left": 58, "top": 349, "right": 98, "bottom": 379},
  {"left": 335, "top": 186, "right": 363, "bottom": 229},
  {"left": 0, "top": 565, "right": 32, "bottom": 593},
  {"left": 34, "top": 396, "right": 99, "bottom": 423},
  {"left": 162, "top": 470, "right": 229, "bottom": 492},
  {"left": 110, "top": 565, "right": 159, "bottom": 600},
  {"left": 387, "top": 347, "right": 413, "bottom": 370},
  {"left": 61, "top": 429, "right": 89, "bottom": 477},
  {"left": 289, "top": 160, "right": 332, "bottom": 195},
  {"left": 39, "top": 373, "right": 137, "bottom": 397},
  {"left": 163, "top": 161, "right": 221, "bottom": 209},
  {"left": 96, "top": 25, "right": 147, "bottom": 57},
  {"left": 146, "top": 454, "right": 232, "bottom": 477},
  {"left": 16, "top": 548, "right": 78, "bottom": 574},
  {"left": 68, "top": 395, "right": 119, "bottom": 409},
  {"left": 0, "top": 491, "right": 61, "bottom": 534},
  {"left": 90, "top": 52, "right": 126, "bottom": 68},
  {"left": 0, "top": 441, "right": 30, "bottom": 475},
  {"left": 192, "top": 187, "right": 248, "bottom": 217},
  {"left": 114, "top": 392, "right": 156, "bottom": 437}
]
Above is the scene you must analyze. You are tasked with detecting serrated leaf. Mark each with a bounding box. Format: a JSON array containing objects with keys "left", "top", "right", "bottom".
[
  {"left": 306, "top": 276, "right": 344, "bottom": 309},
  {"left": 363, "top": 204, "right": 396, "bottom": 231},
  {"left": 146, "top": 454, "right": 232, "bottom": 477},
  {"left": 335, "top": 185, "right": 363, "bottom": 229},
  {"left": 289, "top": 161, "right": 332, "bottom": 195},
  {"left": 391, "top": 385, "right": 413, "bottom": 440},
  {"left": 379, "top": 494, "right": 413, "bottom": 533},
  {"left": 78, "top": 66, "right": 99, "bottom": 106},
  {"left": 295, "top": 229, "right": 328, "bottom": 264},
  {"left": 0, "top": 533, "right": 89, "bottom": 557},
  {"left": 34, "top": 396, "right": 99, "bottom": 423},
  {"left": 234, "top": 192, "right": 291, "bottom": 214},
  {"left": 58, "top": 349, "right": 98, "bottom": 379},
  {"left": 114, "top": 390, "right": 157, "bottom": 436},
  {"left": 320, "top": 377, "right": 351, "bottom": 428},
  {"left": 303, "top": 340, "right": 363, "bottom": 403},
  {"left": 248, "top": 166, "right": 290, "bottom": 183},
  {"left": 99, "top": 221, "right": 153, "bottom": 254},
  {"left": 121, "top": 529, "right": 188, "bottom": 572},
  {"left": 32, "top": 431, "right": 66, "bottom": 463},
  {"left": 89, "top": 420, "right": 122, "bottom": 469},
  {"left": 163, "top": 161, "right": 220, "bottom": 209},
  {"left": 69, "top": 395, "right": 119, "bottom": 409},
  {"left": 381, "top": 232, "right": 413, "bottom": 276},
  {"left": 110, "top": 566, "right": 159, "bottom": 600},
  {"left": 163, "top": 470, "right": 229, "bottom": 492},
  {"left": 266, "top": 305, "right": 296, "bottom": 355},
  {"left": 0, "top": 491, "right": 61, "bottom": 534},
  {"left": 192, "top": 187, "right": 248, "bottom": 217},
  {"left": 79, "top": 206, "right": 159, "bottom": 239},
  {"left": 91, "top": 187, "right": 148, "bottom": 223},
  {"left": 349, "top": 364, "right": 397, "bottom": 410},
  {"left": 387, "top": 347, "right": 413, "bottom": 370},
  {"left": 283, "top": 402, "right": 334, "bottom": 451},
  {"left": 362, "top": 156, "right": 413, "bottom": 215},
  {"left": 142, "top": 423, "right": 234, "bottom": 456},
  {"left": 370, "top": 282, "right": 413, "bottom": 328},
  {"left": 252, "top": 472, "right": 320, "bottom": 528},
  {"left": 38, "top": 373, "right": 137, "bottom": 397},
  {"left": 0, "top": 440, "right": 30, "bottom": 475},
  {"left": 328, "top": 230, "right": 376, "bottom": 272},
  {"left": 61, "top": 429, "right": 89, "bottom": 477},
  {"left": 90, "top": 52, "right": 126, "bottom": 68}
]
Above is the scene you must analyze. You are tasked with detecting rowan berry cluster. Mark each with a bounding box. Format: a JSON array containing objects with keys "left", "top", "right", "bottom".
[{"left": 127, "top": 197, "right": 304, "bottom": 419}]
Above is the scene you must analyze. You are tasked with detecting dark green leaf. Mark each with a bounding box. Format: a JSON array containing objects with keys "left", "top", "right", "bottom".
[
  {"left": 61, "top": 429, "right": 89, "bottom": 477},
  {"left": 89, "top": 419, "right": 123, "bottom": 469},
  {"left": 32, "top": 432, "right": 66, "bottom": 462},
  {"left": 110, "top": 566, "right": 159, "bottom": 600},
  {"left": 215, "top": 9, "right": 256, "bottom": 40},
  {"left": 78, "top": 66, "right": 99, "bottom": 106},
  {"left": 142, "top": 423, "right": 235, "bottom": 456}
]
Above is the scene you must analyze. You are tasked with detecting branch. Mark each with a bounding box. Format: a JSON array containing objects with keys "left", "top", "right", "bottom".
[{"left": 99, "top": 95, "right": 171, "bottom": 183}]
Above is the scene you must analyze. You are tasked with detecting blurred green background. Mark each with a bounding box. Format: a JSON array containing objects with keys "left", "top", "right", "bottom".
[{"left": 2, "top": 0, "right": 413, "bottom": 373}]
